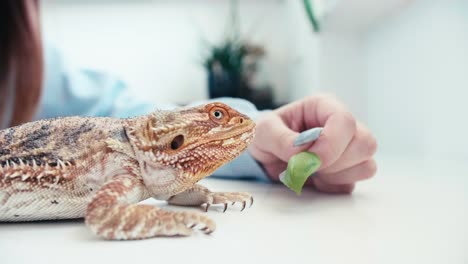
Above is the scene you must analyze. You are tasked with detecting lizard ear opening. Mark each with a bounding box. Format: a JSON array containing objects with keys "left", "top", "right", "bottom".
[{"left": 170, "top": 135, "right": 184, "bottom": 150}]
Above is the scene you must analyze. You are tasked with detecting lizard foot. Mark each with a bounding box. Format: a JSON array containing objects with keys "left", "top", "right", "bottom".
[
  {"left": 171, "top": 211, "right": 216, "bottom": 235},
  {"left": 204, "top": 192, "right": 254, "bottom": 213},
  {"left": 87, "top": 205, "right": 216, "bottom": 239}
]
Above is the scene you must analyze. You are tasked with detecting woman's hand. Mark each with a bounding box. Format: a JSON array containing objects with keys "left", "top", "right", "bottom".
[{"left": 249, "top": 94, "right": 378, "bottom": 194}]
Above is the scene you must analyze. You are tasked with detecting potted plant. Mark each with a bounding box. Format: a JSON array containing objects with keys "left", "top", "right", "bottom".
[{"left": 203, "top": 0, "right": 273, "bottom": 109}]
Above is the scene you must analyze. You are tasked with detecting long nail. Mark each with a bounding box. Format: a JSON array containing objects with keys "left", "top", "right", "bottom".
[
  {"left": 205, "top": 203, "right": 210, "bottom": 212},
  {"left": 293, "top": 127, "right": 323, "bottom": 146},
  {"left": 250, "top": 197, "right": 254, "bottom": 207},
  {"left": 241, "top": 201, "right": 246, "bottom": 211},
  {"left": 279, "top": 171, "right": 287, "bottom": 182},
  {"left": 223, "top": 203, "right": 228, "bottom": 213}
]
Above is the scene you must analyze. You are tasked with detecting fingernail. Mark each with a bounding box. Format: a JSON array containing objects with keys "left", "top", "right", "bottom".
[
  {"left": 279, "top": 170, "right": 287, "bottom": 182},
  {"left": 293, "top": 127, "right": 323, "bottom": 146}
]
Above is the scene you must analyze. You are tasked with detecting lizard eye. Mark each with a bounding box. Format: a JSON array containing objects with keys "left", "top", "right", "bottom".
[
  {"left": 209, "top": 107, "right": 229, "bottom": 124},
  {"left": 213, "top": 110, "right": 223, "bottom": 119},
  {"left": 170, "top": 135, "right": 184, "bottom": 150}
]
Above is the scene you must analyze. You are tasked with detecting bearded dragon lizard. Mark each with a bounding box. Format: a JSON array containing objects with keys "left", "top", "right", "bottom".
[{"left": 0, "top": 102, "right": 255, "bottom": 240}]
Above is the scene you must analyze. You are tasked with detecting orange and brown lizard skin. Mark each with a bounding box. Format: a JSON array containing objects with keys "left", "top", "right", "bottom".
[{"left": 0, "top": 102, "right": 255, "bottom": 240}]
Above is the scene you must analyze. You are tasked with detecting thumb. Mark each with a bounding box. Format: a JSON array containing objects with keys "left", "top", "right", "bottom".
[{"left": 256, "top": 114, "right": 308, "bottom": 163}]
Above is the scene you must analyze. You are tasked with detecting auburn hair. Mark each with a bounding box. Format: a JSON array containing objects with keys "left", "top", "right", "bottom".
[{"left": 0, "top": 0, "right": 43, "bottom": 127}]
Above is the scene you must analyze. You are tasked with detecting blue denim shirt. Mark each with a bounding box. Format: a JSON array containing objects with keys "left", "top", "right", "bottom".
[{"left": 30, "top": 44, "right": 269, "bottom": 182}]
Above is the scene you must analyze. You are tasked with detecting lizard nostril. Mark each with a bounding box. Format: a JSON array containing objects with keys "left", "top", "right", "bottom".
[{"left": 239, "top": 118, "right": 244, "bottom": 124}]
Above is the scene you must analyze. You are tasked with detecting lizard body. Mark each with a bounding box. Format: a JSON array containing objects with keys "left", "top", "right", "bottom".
[{"left": 0, "top": 102, "right": 255, "bottom": 239}]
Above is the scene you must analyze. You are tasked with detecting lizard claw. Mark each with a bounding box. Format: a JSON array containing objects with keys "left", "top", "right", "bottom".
[
  {"left": 175, "top": 211, "right": 216, "bottom": 235},
  {"left": 201, "top": 226, "right": 214, "bottom": 235},
  {"left": 241, "top": 201, "right": 246, "bottom": 211},
  {"left": 204, "top": 192, "right": 253, "bottom": 213}
]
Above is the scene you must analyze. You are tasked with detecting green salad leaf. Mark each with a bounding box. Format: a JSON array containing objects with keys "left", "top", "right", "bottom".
[{"left": 279, "top": 151, "right": 321, "bottom": 195}]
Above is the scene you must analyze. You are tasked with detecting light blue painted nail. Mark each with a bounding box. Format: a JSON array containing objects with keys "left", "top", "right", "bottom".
[
  {"left": 279, "top": 171, "right": 286, "bottom": 182},
  {"left": 293, "top": 127, "right": 323, "bottom": 146}
]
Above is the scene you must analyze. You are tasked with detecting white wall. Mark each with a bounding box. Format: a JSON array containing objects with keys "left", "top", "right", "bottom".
[
  {"left": 283, "top": 0, "right": 320, "bottom": 102},
  {"left": 365, "top": 0, "right": 468, "bottom": 158},
  {"left": 318, "top": 32, "right": 366, "bottom": 121},
  {"left": 283, "top": 1, "right": 367, "bottom": 120},
  {"left": 40, "top": 0, "right": 368, "bottom": 116},
  {"left": 40, "top": 0, "right": 289, "bottom": 105}
]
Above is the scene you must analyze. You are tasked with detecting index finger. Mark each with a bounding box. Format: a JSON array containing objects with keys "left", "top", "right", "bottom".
[{"left": 303, "top": 96, "right": 357, "bottom": 169}]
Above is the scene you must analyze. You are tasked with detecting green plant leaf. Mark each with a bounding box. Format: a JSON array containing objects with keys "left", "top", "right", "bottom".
[
  {"left": 303, "top": 0, "right": 320, "bottom": 33},
  {"left": 279, "top": 152, "right": 321, "bottom": 195}
]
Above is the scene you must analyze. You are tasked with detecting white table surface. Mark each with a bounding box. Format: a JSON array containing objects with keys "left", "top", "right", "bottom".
[{"left": 1, "top": 156, "right": 467, "bottom": 264}]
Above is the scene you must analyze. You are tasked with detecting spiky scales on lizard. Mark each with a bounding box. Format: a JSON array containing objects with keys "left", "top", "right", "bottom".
[{"left": 0, "top": 102, "right": 255, "bottom": 240}]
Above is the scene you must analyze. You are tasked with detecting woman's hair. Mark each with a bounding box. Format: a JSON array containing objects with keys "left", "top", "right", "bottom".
[{"left": 0, "top": 0, "right": 43, "bottom": 127}]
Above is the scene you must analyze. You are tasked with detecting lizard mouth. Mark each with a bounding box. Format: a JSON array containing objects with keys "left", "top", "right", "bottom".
[
  {"left": 178, "top": 120, "right": 255, "bottom": 153},
  {"left": 211, "top": 119, "right": 256, "bottom": 142},
  {"left": 216, "top": 123, "right": 256, "bottom": 149}
]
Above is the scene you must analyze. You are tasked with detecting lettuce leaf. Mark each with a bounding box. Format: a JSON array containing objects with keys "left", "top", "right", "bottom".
[{"left": 279, "top": 151, "right": 321, "bottom": 195}]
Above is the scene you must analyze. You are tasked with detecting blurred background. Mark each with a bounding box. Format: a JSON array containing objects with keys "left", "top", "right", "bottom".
[{"left": 40, "top": 0, "right": 468, "bottom": 161}]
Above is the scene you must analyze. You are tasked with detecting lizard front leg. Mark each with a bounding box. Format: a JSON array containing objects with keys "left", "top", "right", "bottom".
[
  {"left": 85, "top": 176, "right": 215, "bottom": 240},
  {"left": 167, "top": 184, "right": 254, "bottom": 213}
]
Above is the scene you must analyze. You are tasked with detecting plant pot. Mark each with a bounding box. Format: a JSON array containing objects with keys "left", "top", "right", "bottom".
[{"left": 207, "top": 69, "right": 242, "bottom": 99}]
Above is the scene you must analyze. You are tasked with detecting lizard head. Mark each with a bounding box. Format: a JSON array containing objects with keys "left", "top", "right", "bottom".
[{"left": 126, "top": 102, "right": 255, "bottom": 195}]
